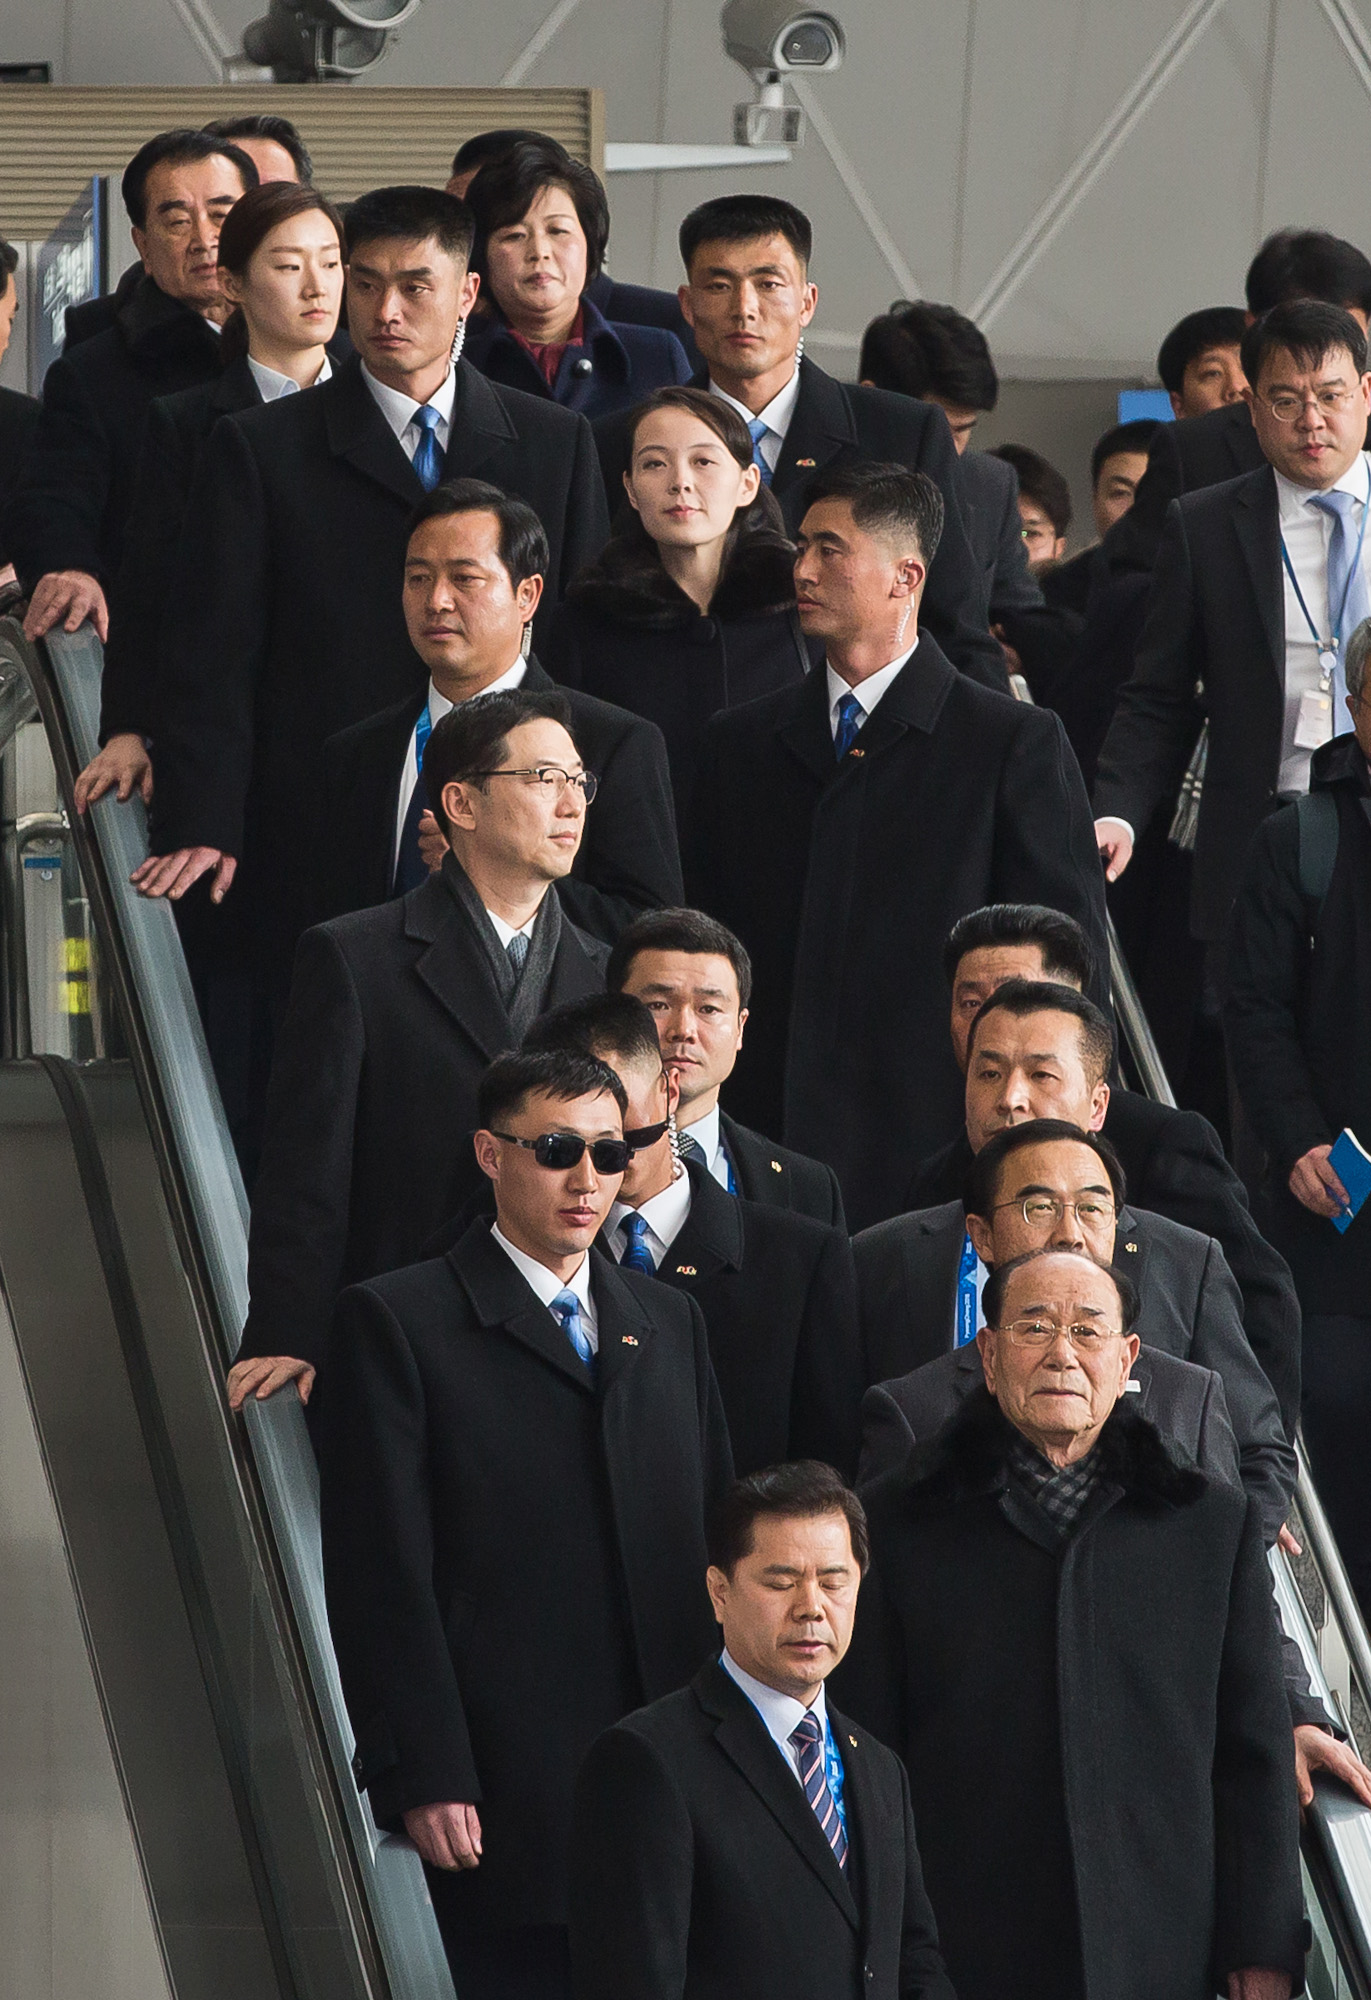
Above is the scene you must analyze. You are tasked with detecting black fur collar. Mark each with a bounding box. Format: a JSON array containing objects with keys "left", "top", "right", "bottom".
[
  {"left": 567, "top": 529, "right": 797, "bottom": 629},
  {"left": 903, "top": 1385, "right": 1207, "bottom": 1512}
]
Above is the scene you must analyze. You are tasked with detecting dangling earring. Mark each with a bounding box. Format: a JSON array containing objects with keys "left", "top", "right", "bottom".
[{"left": 450, "top": 316, "right": 467, "bottom": 365}]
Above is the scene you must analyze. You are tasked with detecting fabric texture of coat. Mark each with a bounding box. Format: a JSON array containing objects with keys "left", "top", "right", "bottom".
[
  {"left": 848, "top": 1390, "right": 1305, "bottom": 2000},
  {"left": 568, "top": 1656, "right": 955, "bottom": 2000},
  {"left": 237, "top": 858, "right": 608, "bottom": 1368},
  {"left": 688, "top": 637, "right": 1109, "bottom": 1229},
  {"left": 957, "top": 446, "right": 1044, "bottom": 616},
  {"left": 715, "top": 1110, "right": 846, "bottom": 1229},
  {"left": 319, "top": 655, "right": 681, "bottom": 943},
  {"left": 320, "top": 1220, "right": 733, "bottom": 1941},
  {"left": 465, "top": 292, "right": 692, "bottom": 421},
  {"left": 0, "top": 384, "right": 40, "bottom": 571}
]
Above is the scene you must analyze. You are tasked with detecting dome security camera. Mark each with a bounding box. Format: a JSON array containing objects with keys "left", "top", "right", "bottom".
[{"left": 721, "top": 1, "right": 846, "bottom": 79}]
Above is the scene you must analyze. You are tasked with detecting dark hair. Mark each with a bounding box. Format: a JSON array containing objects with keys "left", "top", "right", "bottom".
[
  {"left": 679, "top": 194, "right": 812, "bottom": 275},
  {"left": 1091, "top": 419, "right": 1160, "bottom": 489},
  {"left": 122, "top": 128, "right": 258, "bottom": 228},
  {"left": 964, "top": 1118, "right": 1126, "bottom": 1223},
  {"left": 803, "top": 460, "right": 944, "bottom": 565},
  {"left": 451, "top": 128, "right": 567, "bottom": 180},
  {"left": 423, "top": 686, "right": 576, "bottom": 822},
  {"left": 966, "top": 978, "right": 1115, "bottom": 1088},
  {"left": 982, "top": 1246, "right": 1140, "bottom": 1335},
  {"left": 0, "top": 236, "right": 16, "bottom": 302},
  {"left": 707, "top": 1462, "right": 868, "bottom": 1577},
  {"left": 943, "top": 903, "right": 1093, "bottom": 989},
  {"left": 203, "top": 112, "right": 313, "bottom": 182},
  {"left": 607, "top": 907, "right": 753, "bottom": 1009},
  {"left": 1155, "top": 306, "right": 1246, "bottom": 394},
  {"left": 216, "top": 182, "right": 344, "bottom": 363},
  {"left": 1240, "top": 299, "right": 1368, "bottom": 393},
  {"left": 476, "top": 1047, "right": 628, "bottom": 1133},
  {"left": 858, "top": 300, "right": 998, "bottom": 412},
  {"left": 523, "top": 991, "right": 663, "bottom": 1071},
  {"left": 407, "top": 478, "right": 549, "bottom": 589},
  {"left": 468, "top": 141, "right": 610, "bottom": 287},
  {"left": 991, "top": 444, "right": 1071, "bottom": 537},
  {"left": 1246, "top": 227, "right": 1371, "bottom": 316},
  {"left": 345, "top": 184, "right": 474, "bottom": 265}
]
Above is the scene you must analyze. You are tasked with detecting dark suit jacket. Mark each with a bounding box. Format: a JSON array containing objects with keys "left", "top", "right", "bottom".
[
  {"left": 594, "top": 357, "right": 1008, "bottom": 690},
  {"left": 907, "top": 1090, "right": 1303, "bottom": 1436},
  {"left": 689, "top": 639, "right": 1109, "bottom": 1229},
  {"left": 569, "top": 1656, "right": 954, "bottom": 2000},
  {"left": 150, "top": 353, "right": 610, "bottom": 964},
  {"left": 584, "top": 268, "right": 698, "bottom": 368},
  {"left": 1093, "top": 464, "right": 1290, "bottom": 939},
  {"left": 603, "top": 1155, "right": 862, "bottom": 1476},
  {"left": 4, "top": 272, "right": 224, "bottom": 590},
  {"left": 959, "top": 446, "right": 1043, "bottom": 617},
  {"left": 0, "top": 385, "right": 40, "bottom": 571},
  {"left": 238, "top": 862, "right": 608, "bottom": 1368},
  {"left": 852, "top": 1197, "right": 1294, "bottom": 1543},
  {"left": 321, "top": 1221, "right": 733, "bottom": 1936},
  {"left": 1104, "top": 400, "right": 1265, "bottom": 573},
  {"left": 319, "top": 656, "right": 681, "bottom": 943},
  {"left": 718, "top": 1110, "right": 847, "bottom": 1229},
  {"left": 465, "top": 292, "right": 692, "bottom": 423}
]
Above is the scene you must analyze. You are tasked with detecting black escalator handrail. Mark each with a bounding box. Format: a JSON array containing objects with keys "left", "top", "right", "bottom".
[{"left": 0, "top": 619, "right": 456, "bottom": 2000}]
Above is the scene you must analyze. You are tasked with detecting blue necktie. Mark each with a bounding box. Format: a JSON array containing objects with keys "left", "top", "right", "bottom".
[
  {"left": 790, "top": 1712, "right": 848, "bottom": 1871},
  {"left": 833, "top": 690, "right": 863, "bottom": 761},
  {"left": 1309, "top": 486, "right": 1370, "bottom": 716},
  {"left": 618, "top": 1212, "right": 657, "bottom": 1274},
  {"left": 411, "top": 403, "right": 443, "bottom": 491},
  {"left": 393, "top": 703, "right": 435, "bottom": 896},
  {"left": 551, "top": 1287, "right": 595, "bottom": 1369},
  {"left": 746, "top": 416, "right": 774, "bottom": 487}
]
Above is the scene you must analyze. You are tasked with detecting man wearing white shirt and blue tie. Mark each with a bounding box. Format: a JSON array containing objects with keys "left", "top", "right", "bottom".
[
  {"left": 688, "top": 461, "right": 1108, "bottom": 1230},
  {"left": 1095, "top": 299, "right": 1371, "bottom": 945}
]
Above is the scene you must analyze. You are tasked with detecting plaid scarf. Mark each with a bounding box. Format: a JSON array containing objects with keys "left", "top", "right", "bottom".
[{"left": 1007, "top": 1433, "right": 1102, "bottom": 1539}]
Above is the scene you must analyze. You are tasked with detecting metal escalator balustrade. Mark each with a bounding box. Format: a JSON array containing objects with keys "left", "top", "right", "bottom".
[{"left": 0, "top": 615, "right": 455, "bottom": 2000}]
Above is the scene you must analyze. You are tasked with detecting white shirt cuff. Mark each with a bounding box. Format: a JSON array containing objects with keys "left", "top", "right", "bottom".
[{"left": 1094, "top": 815, "right": 1135, "bottom": 843}]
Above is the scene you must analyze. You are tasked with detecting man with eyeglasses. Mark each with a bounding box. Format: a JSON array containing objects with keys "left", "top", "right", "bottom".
[
  {"left": 846, "top": 1246, "right": 1304, "bottom": 2000},
  {"left": 1095, "top": 299, "right": 1371, "bottom": 951},
  {"left": 228, "top": 685, "right": 610, "bottom": 1413},
  {"left": 320, "top": 1044, "right": 732, "bottom": 2000}
]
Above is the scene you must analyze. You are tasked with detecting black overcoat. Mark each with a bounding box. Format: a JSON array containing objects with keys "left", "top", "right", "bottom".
[
  {"left": 320, "top": 1221, "right": 733, "bottom": 1938},
  {"left": 688, "top": 637, "right": 1108, "bottom": 1229},
  {"left": 0, "top": 384, "right": 40, "bottom": 571},
  {"left": 849, "top": 1391, "right": 1305, "bottom": 2000},
  {"left": 717, "top": 1110, "right": 846, "bottom": 1227},
  {"left": 568, "top": 1656, "right": 955, "bottom": 2000}
]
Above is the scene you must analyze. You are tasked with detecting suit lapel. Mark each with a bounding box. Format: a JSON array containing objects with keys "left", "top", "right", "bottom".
[
  {"left": 451, "top": 1223, "right": 596, "bottom": 1391},
  {"left": 324, "top": 356, "right": 426, "bottom": 508},
  {"left": 778, "top": 663, "right": 842, "bottom": 783},
  {"left": 441, "top": 361, "right": 519, "bottom": 481},
  {"left": 587, "top": 1258, "right": 654, "bottom": 1397},
  {"left": 345, "top": 694, "right": 423, "bottom": 900},
  {"left": 828, "top": 1705, "right": 888, "bottom": 1946},
  {"left": 770, "top": 358, "right": 856, "bottom": 507},
  {"left": 662, "top": 1160, "right": 742, "bottom": 1284},
  {"left": 905, "top": 1203, "right": 969, "bottom": 1352},
  {"left": 1114, "top": 1203, "right": 1150, "bottom": 1298},
  {"left": 1231, "top": 467, "right": 1283, "bottom": 675},
  {"left": 406, "top": 876, "right": 513, "bottom": 1060}
]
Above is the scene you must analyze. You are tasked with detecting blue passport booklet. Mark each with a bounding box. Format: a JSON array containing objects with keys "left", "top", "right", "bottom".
[{"left": 1329, "top": 1128, "right": 1371, "bottom": 1235}]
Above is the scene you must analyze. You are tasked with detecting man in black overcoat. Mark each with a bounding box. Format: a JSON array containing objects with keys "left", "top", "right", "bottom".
[
  {"left": 228, "top": 688, "right": 608, "bottom": 1410},
  {"left": 139, "top": 184, "right": 609, "bottom": 969},
  {"left": 688, "top": 462, "right": 1107, "bottom": 1231},
  {"left": 847, "top": 1249, "right": 1304, "bottom": 2000},
  {"left": 593, "top": 192, "right": 1008, "bottom": 690},
  {"left": 321, "top": 1046, "right": 733, "bottom": 2000},
  {"left": 321, "top": 479, "right": 679, "bottom": 941},
  {"left": 569, "top": 1462, "right": 953, "bottom": 2000},
  {"left": 6, "top": 130, "right": 256, "bottom": 643}
]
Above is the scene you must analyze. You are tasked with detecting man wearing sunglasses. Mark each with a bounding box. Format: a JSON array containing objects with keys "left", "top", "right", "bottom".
[
  {"left": 320, "top": 1044, "right": 732, "bottom": 2000},
  {"left": 524, "top": 991, "right": 863, "bottom": 1477},
  {"left": 228, "top": 684, "right": 610, "bottom": 1414}
]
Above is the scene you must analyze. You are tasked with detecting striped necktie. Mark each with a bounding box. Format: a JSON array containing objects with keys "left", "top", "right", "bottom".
[{"left": 790, "top": 1712, "right": 847, "bottom": 1870}]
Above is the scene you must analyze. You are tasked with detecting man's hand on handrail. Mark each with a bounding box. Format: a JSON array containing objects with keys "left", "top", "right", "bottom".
[
  {"left": 131, "top": 847, "right": 236, "bottom": 903},
  {"left": 23, "top": 570, "right": 109, "bottom": 643},
  {"left": 226, "top": 1356, "right": 315, "bottom": 1411},
  {"left": 75, "top": 733, "right": 152, "bottom": 813}
]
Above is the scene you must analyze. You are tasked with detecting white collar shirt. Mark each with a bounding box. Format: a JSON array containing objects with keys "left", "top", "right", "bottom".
[
  {"left": 1274, "top": 452, "right": 1371, "bottom": 792},
  {"left": 825, "top": 640, "right": 918, "bottom": 742},
  {"left": 485, "top": 904, "right": 539, "bottom": 951},
  {"left": 362, "top": 359, "right": 457, "bottom": 460},
  {"left": 708, "top": 367, "right": 803, "bottom": 474},
  {"left": 392, "top": 659, "right": 528, "bottom": 876},
  {"left": 720, "top": 1648, "right": 831, "bottom": 1783},
  {"left": 606, "top": 1168, "right": 693, "bottom": 1269},
  {"left": 246, "top": 353, "right": 333, "bottom": 402},
  {"left": 679, "top": 1101, "right": 734, "bottom": 1192},
  {"left": 490, "top": 1223, "right": 598, "bottom": 1347}
]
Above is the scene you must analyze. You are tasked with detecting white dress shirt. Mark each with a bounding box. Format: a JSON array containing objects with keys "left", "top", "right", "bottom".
[
  {"left": 1274, "top": 453, "right": 1371, "bottom": 792},
  {"left": 485, "top": 905, "right": 539, "bottom": 952},
  {"left": 720, "top": 1648, "right": 832, "bottom": 1783},
  {"left": 490, "top": 1223, "right": 599, "bottom": 1349},
  {"left": 606, "top": 1167, "right": 693, "bottom": 1268},
  {"left": 709, "top": 367, "right": 804, "bottom": 475},
  {"left": 362, "top": 360, "right": 458, "bottom": 461},
  {"left": 678, "top": 1102, "right": 735, "bottom": 1193},
  {"left": 825, "top": 640, "right": 918, "bottom": 741},
  {"left": 392, "top": 658, "right": 528, "bottom": 876},
  {"left": 246, "top": 353, "right": 333, "bottom": 402}
]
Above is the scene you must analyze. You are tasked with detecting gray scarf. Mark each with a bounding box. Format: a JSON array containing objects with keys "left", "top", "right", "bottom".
[{"left": 441, "top": 852, "right": 564, "bottom": 1040}]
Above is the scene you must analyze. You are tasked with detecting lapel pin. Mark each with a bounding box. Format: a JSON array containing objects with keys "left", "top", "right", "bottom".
[
  {"left": 1123, "top": 1241, "right": 1138, "bottom": 1253},
  {"left": 675, "top": 1264, "right": 697, "bottom": 1276},
  {"left": 621, "top": 1334, "right": 639, "bottom": 1346},
  {"left": 795, "top": 456, "right": 817, "bottom": 467},
  {"left": 770, "top": 1160, "right": 783, "bottom": 1173},
  {"left": 849, "top": 747, "right": 864, "bottom": 757},
  {"left": 848, "top": 1734, "right": 858, "bottom": 1747}
]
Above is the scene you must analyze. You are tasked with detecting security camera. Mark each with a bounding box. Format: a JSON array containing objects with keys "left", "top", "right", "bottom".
[
  {"left": 721, "top": 1, "right": 845, "bottom": 146},
  {"left": 243, "top": 0, "right": 422, "bottom": 80}
]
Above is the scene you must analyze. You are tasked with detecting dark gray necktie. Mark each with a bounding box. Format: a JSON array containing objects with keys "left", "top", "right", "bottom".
[{"left": 507, "top": 931, "right": 530, "bottom": 977}]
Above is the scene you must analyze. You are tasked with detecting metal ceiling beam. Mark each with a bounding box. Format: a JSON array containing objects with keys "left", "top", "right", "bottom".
[
  {"left": 501, "top": 0, "right": 587, "bottom": 86},
  {"left": 791, "top": 76, "right": 923, "bottom": 302},
  {"left": 1319, "top": 0, "right": 1371, "bottom": 97}
]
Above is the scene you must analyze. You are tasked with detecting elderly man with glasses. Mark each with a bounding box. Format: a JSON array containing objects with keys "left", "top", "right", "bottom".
[{"left": 846, "top": 1246, "right": 1305, "bottom": 2000}]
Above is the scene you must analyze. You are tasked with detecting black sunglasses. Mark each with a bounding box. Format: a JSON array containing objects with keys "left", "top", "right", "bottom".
[
  {"left": 491, "top": 1129, "right": 631, "bottom": 1173},
  {"left": 623, "top": 1117, "right": 669, "bottom": 1153}
]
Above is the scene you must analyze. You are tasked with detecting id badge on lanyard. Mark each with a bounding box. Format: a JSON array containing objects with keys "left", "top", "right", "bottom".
[{"left": 1282, "top": 473, "right": 1370, "bottom": 749}]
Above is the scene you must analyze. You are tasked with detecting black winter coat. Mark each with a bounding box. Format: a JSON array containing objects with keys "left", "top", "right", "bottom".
[{"left": 0, "top": 385, "right": 40, "bottom": 571}]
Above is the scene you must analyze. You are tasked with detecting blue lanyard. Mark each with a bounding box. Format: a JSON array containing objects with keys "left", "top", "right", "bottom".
[
  {"left": 414, "top": 701, "right": 434, "bottom": 771},
  {"left": 1279, "top": 471, "right": 1371, "bottom": 681},
  {"left": 956, "top": 1229, "right": 980, "bottom": 1347},
  {"left": 820, "top": 1714, "right": 847, "bottom": 1830}
]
